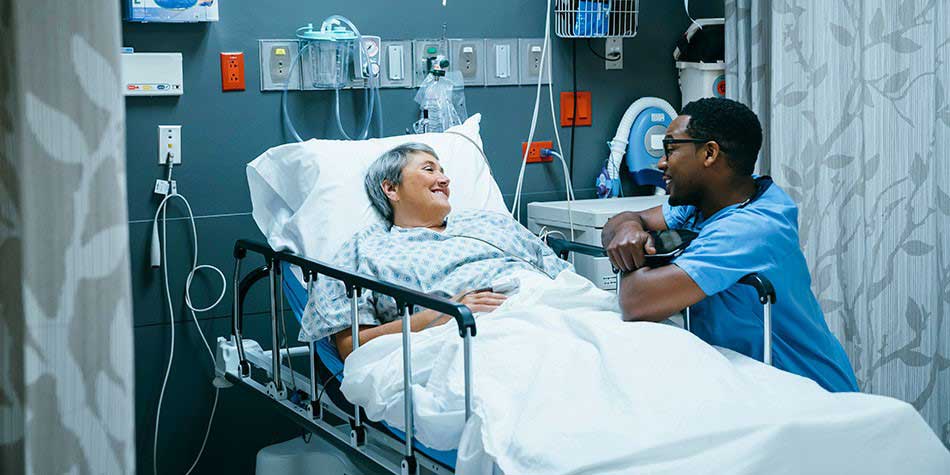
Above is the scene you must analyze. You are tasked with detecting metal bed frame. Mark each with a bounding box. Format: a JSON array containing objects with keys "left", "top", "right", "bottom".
[{"left": 216, "top": 237, "right": 776, "bottom": 475}]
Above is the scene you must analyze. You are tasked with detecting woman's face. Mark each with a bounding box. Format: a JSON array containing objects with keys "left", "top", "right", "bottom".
[{"left": 384, "top": 152, "right": 452, "bottom": 226}]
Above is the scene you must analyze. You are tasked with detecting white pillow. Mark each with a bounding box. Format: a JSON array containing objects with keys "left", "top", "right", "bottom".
[{"left": 247, "top": 114, "right": 507, "bottom": 262}]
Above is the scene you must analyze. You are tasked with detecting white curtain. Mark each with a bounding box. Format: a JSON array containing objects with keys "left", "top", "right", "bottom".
[
  {"left": 727, "top": 0, "right": 950, "bottom": 446},
  {"left": 0, "top": 0, "right": 136, "bottom": 472}
]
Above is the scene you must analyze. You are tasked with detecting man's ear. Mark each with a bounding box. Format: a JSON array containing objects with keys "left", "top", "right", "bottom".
[
  {"left": 702, "top": 141, "right": 722, "bottom": 168},
  {"left": 381, "top": 180, "right": 399, "bottom": 202}
]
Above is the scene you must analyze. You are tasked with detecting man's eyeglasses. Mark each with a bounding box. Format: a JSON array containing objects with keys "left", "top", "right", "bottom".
[{"left": 662, "top": 137, "right": 725, "bottom": 157}]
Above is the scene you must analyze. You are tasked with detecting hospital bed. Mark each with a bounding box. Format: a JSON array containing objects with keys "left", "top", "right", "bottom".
[
  {"left": 214, "top": 116, "right": 781, "bottom": 474},
  {"left": 218, "top": 238, "right": 776, "bottom": 475}
]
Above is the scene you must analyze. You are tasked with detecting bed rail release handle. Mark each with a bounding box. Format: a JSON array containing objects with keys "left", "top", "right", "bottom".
[
  {"left": 738, "top": 273, "right": 776, "bottom": 304},
  {"left": 739, "top": 273, "right": 776, "bottom": 366},
  {"left": 268, "top": 263, "right": 285, "bottom": 395},
  {"left": 399, "top": 303, "right": 416, "bottom": 460},
  {"left": 463, "top": 328, "right": 474, "bottom": 421},
  {"left": 349, "top": 284, "right": 366, "bottom": 446}
]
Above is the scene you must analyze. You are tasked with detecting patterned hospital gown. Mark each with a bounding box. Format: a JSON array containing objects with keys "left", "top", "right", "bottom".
[{"left": 299, "top": 208, "right": 572, "bottom": 341}]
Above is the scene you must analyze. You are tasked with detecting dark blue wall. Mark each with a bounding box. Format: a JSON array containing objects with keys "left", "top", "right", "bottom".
[{"left": 123, "top": 1, "right": 723, "bottom": 473}]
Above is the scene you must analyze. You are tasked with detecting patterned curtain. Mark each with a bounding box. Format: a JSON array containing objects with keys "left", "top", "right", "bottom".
[
  {"left": 0, "top": 0, "right": 136, "bottom": 472},
  {"left": 727, "top": 0, "right": 950, "bottom": 446},
  {"left": 725, "top": 0, "right": 773, "bottom": 174}
]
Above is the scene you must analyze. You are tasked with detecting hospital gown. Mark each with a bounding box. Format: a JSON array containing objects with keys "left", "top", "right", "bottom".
[{"left": 299, "top": 208, "right": 572, "bottom": 341}]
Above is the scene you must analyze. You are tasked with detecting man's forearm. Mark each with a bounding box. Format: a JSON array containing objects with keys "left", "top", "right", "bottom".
[{"left": 618, "top": 265, "right": 706, "bottom": 322}]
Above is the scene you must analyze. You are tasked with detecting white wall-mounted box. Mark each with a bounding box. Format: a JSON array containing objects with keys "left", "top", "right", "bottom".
[{"left": 121, "top": 52, "right": 184, "bottom": 96}]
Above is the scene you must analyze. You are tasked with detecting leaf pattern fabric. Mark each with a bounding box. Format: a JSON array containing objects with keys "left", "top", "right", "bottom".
[
  {"left": 0, "top": 0, "right": 135, "bottom": 473},
  {"left": 727, "top": 0, "right": 950, "bottom": 446}
]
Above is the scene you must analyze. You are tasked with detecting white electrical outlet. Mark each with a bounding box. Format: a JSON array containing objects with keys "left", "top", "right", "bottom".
[
  {"left": 518, "top": 38, "right": 550, "bottom": 85},
  {"left": 605, "top": 38, "right": 623, "bottom": 70},
  {"left": 449, "top": 38, "right": 486, "bottom": 86},
  {"left": 158, "top": 125, "right": 181, "bottom": 165}
]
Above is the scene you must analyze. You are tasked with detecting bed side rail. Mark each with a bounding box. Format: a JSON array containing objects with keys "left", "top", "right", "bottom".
[
  {"left": 232, "top": 239, "right": 477, "bottom": 337},
  {"left": 546, "top": 236, "right": 607, "bottom": 260},
  {"left": 232, "top": 239, "right": 476, "bottom": 474},
  {"left": 547, "top": 238, "right": 778, "bottom": 365}
]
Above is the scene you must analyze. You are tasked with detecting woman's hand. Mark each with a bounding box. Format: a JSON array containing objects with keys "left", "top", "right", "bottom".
[
  {"left": 456, "top": 290, "right": 508, "bottom": 314},
  {"left": 455, "top": 290, "right": 507, "bottom": 314},
  {"left": 423, "top": 290, "right": 509, "bottom": 331}
]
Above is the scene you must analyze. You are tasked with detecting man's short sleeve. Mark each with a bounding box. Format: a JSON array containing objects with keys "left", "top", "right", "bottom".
[
  {"left": 663, "top": 201, "right": 695, "bottom": 230},
  {"left": 671, "top": 217, "right": 770, "bottom": 297}
]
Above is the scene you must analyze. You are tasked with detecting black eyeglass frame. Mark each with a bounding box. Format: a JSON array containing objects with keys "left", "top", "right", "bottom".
[{"left": 662, "top": 137, "right": 727, "bottom": 157}]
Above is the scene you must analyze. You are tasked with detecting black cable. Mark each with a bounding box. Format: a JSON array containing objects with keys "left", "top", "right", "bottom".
[
  {"left": 314, "top": 367, "right": 345, "bottom": 409},
  {"left": 569, "top": 40, "right": 577, "bottom": 183},
  {"left": 586, "top": 38, "right": 620, "bottom": 61}
]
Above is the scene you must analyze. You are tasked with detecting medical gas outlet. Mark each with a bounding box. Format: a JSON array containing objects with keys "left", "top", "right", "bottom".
[
  {"left": 259, "top": 37, "right": 548, "bottom": 89},
  {"left": 158, "top": 125, "right": 181, "bottom": 165}
]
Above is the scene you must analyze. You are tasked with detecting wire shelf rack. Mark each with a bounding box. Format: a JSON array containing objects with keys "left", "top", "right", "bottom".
[{"left": 555, "top": 0, "right": 639, "bottom": 38}]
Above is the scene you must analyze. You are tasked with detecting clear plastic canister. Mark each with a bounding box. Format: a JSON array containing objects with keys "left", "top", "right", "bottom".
[{"left": 309, "top": 39, "right": 352, "bottom": 89}]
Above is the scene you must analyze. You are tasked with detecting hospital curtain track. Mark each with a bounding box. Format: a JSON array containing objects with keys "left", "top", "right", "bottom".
[
  {"left": 727, "top": 0, "right": 950, "bottom": 447},
  {"left": 0, "top": 0, "right": 136, "bottom": 473}
]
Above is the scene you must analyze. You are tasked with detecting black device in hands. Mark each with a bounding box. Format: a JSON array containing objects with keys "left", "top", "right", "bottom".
[{"left": 642, "top": 229, "right": 698, "bottom": 267}]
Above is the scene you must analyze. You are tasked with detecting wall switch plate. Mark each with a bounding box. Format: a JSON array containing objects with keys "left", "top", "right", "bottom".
[
  {"left": 380, "top": 40, "right": 413, "bottom": 88},
  {"left": 381, "top": 40, "right": 412, "bottom": 88},
  {"left": 560, "top": 91, "right": 592, "bottom": 126},
  {"left": 220, "top": 52, "right": 246, "bottom": 91},
  {"left": 519, "top": 38, "right": 550, "bottom": 85},
  {"left": 485, "top": 38, "right": 519, "bottom": 86},
  {"left": 158, "top": 125, "right": 181, "bottom": 165},
  {"left": 449, "top": 38, "right": 486, "bottom": 86},
  {"left": 605, "top": 37, "right": 623, "bottom": 70},
  {"left": 412, "top": 39, "right": 447, "bottom": 87},
  {"left": 259, "top": 39, "right": 301, "bottom": 91}
]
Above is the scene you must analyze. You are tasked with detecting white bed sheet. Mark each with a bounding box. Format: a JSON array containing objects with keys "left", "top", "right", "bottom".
[{"left": 341, "top": 269, "right": 950, "bottom": 475}]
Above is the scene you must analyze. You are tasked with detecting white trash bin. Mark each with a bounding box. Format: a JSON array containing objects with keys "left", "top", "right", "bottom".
[
  {"left": 255, "top": 435, "right": 379, "bottom": 475},
  {"left": 672, "top": 18, "right": 725, "bottom": 107},
  {"left": 676, "top": 60, "right": 726, "bottom": 107}
]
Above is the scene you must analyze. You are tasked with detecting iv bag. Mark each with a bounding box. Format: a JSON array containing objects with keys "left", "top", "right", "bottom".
[{"left": 412, "top": 71, "right": 468, "bottom": 134}]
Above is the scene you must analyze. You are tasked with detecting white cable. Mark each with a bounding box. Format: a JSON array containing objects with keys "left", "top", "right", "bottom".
[
  {"left": 542, "top": 0, "right": 577, "bottom": 243},
  {"left": 546, "top": 150, "right": 576, "bottom": 243},
  {"left": 511, "top": 0, "right": 554, "bottom": 221},
  {"left": 152, "top": 190, "right": 226, "bottom": 475}
]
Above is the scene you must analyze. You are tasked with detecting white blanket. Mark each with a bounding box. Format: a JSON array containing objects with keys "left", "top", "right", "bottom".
[{"left": 341, "top": 270, "right": 950, "bottom": 475}]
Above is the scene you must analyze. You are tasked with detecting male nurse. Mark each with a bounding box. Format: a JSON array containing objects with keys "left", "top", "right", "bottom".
[{"left": 602, "top": 97, "right": 858, "bottom": 392}]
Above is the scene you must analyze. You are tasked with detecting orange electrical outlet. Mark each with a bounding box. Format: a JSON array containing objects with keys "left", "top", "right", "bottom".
[
  {"left": 220, "top": 52, "right": 246, "bottom": 91},
  {"left": 560, "top": 91, "right": 591, "bottom": 126},
  {"left": 522, "top": 141, "right": 554, "bottom": 163}
]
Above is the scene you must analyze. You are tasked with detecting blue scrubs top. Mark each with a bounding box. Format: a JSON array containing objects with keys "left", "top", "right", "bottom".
[{"left": 663, "top": 179, "right": 858, "bottom": 392}]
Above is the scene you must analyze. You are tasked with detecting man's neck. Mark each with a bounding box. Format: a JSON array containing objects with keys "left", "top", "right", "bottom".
[{"left": 698, "top": 176, "right": 758, "bottom": 219}]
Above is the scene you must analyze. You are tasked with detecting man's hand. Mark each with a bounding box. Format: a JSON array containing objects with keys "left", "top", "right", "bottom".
[{"left": 604, "top": 221, "right": 657, "bottom": 272}]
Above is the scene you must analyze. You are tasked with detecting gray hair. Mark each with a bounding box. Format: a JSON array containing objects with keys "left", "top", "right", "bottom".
[{"left": 364, "top": 142, "right": 440, "bottom": 222}]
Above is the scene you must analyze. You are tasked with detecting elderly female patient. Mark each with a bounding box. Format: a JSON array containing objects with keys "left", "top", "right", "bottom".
[{"left": 300, "top": 143, "right": 571, "bottom": 359}]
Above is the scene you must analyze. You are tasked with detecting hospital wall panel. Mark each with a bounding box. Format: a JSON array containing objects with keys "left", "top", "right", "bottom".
[
  {"left": 123, "top": 1, "right": 724, "bottom": 473},
  {"left": 127, "top": 213, "right": 275, "bottom": 327},
  {"left": 134, "top": 313, "right": 304, "bottom": 475}
]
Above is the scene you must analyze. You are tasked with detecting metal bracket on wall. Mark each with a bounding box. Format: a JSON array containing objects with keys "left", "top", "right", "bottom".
[{"left": 259, "top": 37, "right": 549, "bottom": 90}]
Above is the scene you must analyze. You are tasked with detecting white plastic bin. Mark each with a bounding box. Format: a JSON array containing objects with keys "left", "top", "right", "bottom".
[
  {"left": 676, "top": 61, "right": 725, "bottom": 108},
  {"left": 255, "top": 435, "right": 379, "bottom": 475}
]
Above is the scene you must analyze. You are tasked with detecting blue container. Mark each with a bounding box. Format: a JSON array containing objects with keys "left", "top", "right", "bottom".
[
  {"left": 153, "top": 0, "right": 197, "bottom": 8},
  {"left": 574, "top": 1, "right": 610, "bottom": 37}
]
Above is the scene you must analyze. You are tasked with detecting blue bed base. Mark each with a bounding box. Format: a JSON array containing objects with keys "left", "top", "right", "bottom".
[{"left": 281, "top": 262, "right": 458, "bottom": 469}]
